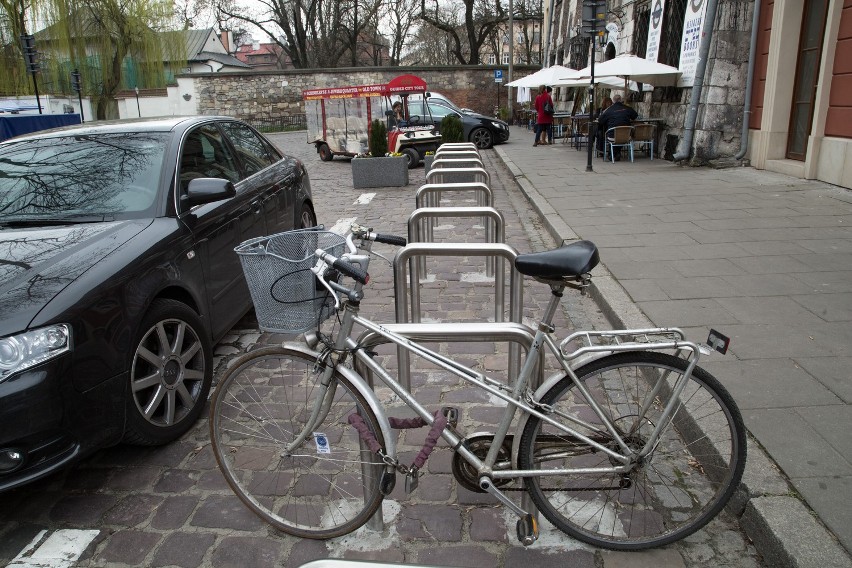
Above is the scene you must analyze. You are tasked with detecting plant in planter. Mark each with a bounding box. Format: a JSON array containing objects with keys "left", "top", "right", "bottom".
[
  {"left": 439, "top": 114, "right": 465, "bottom": 144},
  {"left": 351, "top": 119, "right": 408, "bottom": 189}
]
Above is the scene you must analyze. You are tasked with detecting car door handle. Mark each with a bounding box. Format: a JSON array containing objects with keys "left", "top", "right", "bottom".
[{"left": 251, "top": 199, "right": 263, "bottom": 213}]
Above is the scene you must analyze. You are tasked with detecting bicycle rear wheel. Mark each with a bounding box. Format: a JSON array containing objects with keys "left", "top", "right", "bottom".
[
  {"left": 518, "top": 351, "right": 746, "bottom": 550},
  {"left": 210, "top": 346, "right": 385, "bottom": 539}
]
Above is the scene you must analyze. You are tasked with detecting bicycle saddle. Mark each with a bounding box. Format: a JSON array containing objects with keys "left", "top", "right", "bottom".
[{"left": 514, "top": 240, "right": 599, "bottom": 280}]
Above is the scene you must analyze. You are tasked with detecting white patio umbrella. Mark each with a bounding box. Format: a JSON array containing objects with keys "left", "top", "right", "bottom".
[
  {"left": 552, "top": 75, "right": 640, "bottom": 91},
  {"left": 505, "top": 65, "right": 578, "bottom": 88},
  {"left": 574, "top": 54, "right": 681, "bottom": 89}
]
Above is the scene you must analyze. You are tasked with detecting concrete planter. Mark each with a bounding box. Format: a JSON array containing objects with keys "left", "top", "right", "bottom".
[
  {"left": 423, "top": 154, "right": 435, "bottom": 175},
  {"left": 352, "top": 156, "right": 408, "bottom": 189}
]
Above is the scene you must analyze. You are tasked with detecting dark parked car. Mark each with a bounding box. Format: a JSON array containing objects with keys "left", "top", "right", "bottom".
[
  {"left": 408, "top": 99, "right": 510, "bottom": 149},
  {"left": 0, "top": 116, "right": 316, "bottom": 491}
]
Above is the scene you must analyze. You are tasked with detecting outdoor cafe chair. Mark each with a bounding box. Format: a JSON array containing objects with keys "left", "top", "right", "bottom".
[
  {"left": 604, "top": 126, "right": 634, "bottom": 163},
  {"left": 632, "top": 123, "right": 656, "bottom": 160}
]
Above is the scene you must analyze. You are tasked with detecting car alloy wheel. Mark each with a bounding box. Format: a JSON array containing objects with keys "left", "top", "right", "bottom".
[
  {"left": 471, "top": 127, "right": 493, "bottom": 149},
  {"left": 124, "top": 299, "right": 212, "bottom": 445}
]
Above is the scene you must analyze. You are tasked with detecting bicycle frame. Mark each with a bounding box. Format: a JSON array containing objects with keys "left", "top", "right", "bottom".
[{"left": 293, "top": 230, "right": 708, "bottom": 495}]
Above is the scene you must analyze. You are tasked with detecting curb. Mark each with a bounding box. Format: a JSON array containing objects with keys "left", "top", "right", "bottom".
[{"left": 494, "top": 145, "right": 852, "bottom": 568}]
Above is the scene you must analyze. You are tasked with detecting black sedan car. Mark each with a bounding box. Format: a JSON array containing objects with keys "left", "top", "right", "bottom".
[
  {"left": 408, "top": 99, "right": 510, "bottom": 149},
  {"left": 0, "top": 116, "right": 316, "bottom": 491}
]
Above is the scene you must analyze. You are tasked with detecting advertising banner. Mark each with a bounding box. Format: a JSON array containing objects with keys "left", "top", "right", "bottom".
[
  {"left": 645, "top": 0, "right": 666, "bottom": 62},
  {"left": 677, "top": 0, "right": 709, "bottom": 87}
]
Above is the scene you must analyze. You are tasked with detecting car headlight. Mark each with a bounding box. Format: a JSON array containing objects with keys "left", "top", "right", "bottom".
[
  {"left": 0, "top": 325, "right": 71, "bottom": 381},
  {"left": 491, "top": 121, "right": 507, "bottom": 130}
]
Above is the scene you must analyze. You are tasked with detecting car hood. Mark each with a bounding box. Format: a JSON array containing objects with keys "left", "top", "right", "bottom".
[
  {"left": 0, "top": 220, "right": 151, "bottom": 335},
  {"left": 466, "top": 112, "right": 508, "bottom": 126}
]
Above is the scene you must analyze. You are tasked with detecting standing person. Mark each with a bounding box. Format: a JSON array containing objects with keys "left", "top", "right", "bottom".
[
  {"left": 533, "top": 85, "right": 554, "bottom": 146},
  {"left": 599, "top": 94, "right": 638, "bottom": 160}
]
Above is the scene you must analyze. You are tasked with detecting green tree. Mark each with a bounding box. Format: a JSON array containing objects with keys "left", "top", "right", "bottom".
[
  {"left": 0, "top": 0, "right": 185, "bottom": 118},
  {"left": 0, "top": 0, "right": 34, "bottom": 93}
]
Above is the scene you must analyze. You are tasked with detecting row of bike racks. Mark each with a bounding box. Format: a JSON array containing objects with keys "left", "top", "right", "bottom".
[{"left": 354, "top": 142, "right": 544, "bottom": 531}]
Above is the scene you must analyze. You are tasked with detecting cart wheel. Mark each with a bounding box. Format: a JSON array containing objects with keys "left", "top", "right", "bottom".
[
  {"left": 318, "top": 143, "right": 333, "bottom": 161},
  {"left": 401, "top": 147, "right": 420, "bottom": 168}
]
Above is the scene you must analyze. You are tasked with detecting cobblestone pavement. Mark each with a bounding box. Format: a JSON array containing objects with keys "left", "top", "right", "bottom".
[{"left": 0, "top": 132, "right": 764, "bottom": 568}]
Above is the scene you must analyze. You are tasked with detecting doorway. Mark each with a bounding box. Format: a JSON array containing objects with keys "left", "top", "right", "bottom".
[{"left": 786, "top": 0, "right": 829, "bottom": 161}]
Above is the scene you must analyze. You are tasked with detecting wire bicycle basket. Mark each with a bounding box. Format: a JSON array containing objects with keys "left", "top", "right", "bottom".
[{"left": 235, "top": 228, "right": 347, "bottom": 334}]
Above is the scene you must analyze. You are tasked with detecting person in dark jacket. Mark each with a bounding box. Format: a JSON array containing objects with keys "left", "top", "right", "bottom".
[{"left": 599, "top": 94, "right": 638, "bottom": 160}]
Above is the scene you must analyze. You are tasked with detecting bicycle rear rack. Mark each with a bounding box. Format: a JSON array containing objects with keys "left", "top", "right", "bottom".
[{"left": 559, "top": 327, "right": 701, "bottom": 361}]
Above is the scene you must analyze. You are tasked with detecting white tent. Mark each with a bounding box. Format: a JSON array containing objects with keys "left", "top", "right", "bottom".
[
  {"left": 505, "top": 65, "right": 577, "bottom": 88},
  {"left": 572, "top": 54, "right": 681, "bottom": 89},
  {"left": 552, "top": 75, "right": 640, "bottom": 91}
]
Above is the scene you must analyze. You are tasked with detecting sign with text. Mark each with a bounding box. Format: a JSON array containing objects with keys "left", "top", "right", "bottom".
[
  {"left": 646, "top": 0, "right": 665, "bottom": 62},
  {"left": 678, "top": 0, "right": 708, "bottom": 87},
  {"left": 495, "top": 69, "right": 503, "bottom": 83}
]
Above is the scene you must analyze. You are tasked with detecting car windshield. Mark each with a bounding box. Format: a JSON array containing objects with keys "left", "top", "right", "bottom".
[{"left": 0, "top": 132, "right": 168, "bottom": 223}]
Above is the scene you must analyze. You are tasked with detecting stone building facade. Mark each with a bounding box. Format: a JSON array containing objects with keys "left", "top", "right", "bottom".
[{"left": 542, "top": 0, "right": 852, "bottom": 189}]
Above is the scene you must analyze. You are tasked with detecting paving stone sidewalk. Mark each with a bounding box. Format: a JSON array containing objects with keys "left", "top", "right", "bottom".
[
  {"left": 0, "top": 132, "right": 762, "bottom": 568},
  {"left": 496, "top": 125, "right": 852, "bottom": 568}
]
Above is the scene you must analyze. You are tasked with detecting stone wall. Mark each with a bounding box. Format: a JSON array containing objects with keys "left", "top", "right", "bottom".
[{"left": 190, "top": 65, "right": 540, "bottom": 121}]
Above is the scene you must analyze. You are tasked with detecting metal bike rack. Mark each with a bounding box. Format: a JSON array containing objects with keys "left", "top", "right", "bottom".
[
  {"left": 415, "top": 182, "right": 492, "bottom": 209},
  {"left": 392, "top": 242, "right": 524, "bottom": 391},
  {"left": 407, "top": 206, "right": 505, "bottom": 278},
  {"left": 426, "top": 166, "right": 490, "bottom": 187},
  {"left": 430, "top": 157, "right": 484, "bottom": 169},
  {"left": 415, "top": 183, "right": 494, "bottom": 252},
  {"left": 436, "top": 142, "right": 478, "bottom": 151},
  {"left": 435, "top": 148, "right": 481, "bottom": 159}
]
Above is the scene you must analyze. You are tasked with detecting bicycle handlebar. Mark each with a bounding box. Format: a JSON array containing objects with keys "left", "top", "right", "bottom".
[{"left": 316, "top": 249, "right": 370, "bottom": 285}]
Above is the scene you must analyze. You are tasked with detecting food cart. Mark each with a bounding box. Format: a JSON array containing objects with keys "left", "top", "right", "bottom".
[{"left": 303, "top": 74, "right": 441, "bottom": 168}]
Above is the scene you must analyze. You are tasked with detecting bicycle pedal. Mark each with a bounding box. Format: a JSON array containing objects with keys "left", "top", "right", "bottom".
[
  {"left": 516, "top": 513, "right": 539, "bottom": 546},
  {"left": 441, "top": 406, "right": 459, "bottom": 428}
]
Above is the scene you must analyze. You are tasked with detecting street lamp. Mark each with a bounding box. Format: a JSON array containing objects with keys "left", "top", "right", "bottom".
[{"left": 134, "top": 86, "right": 141, "bottom": 117}]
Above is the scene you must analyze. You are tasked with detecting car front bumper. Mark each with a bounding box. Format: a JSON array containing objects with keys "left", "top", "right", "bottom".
[{"left": 0, "top": 356, "right": 123, "bottom": 492}]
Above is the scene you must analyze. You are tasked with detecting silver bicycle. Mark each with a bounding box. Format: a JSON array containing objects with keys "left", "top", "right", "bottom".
[{"left": 209, "top": 225, "right": 746, "bottom": 551}]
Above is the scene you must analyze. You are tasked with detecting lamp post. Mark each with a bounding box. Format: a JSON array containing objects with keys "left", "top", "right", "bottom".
[{"left": 134, "top": 86, "right": 141, "bottom": 117}]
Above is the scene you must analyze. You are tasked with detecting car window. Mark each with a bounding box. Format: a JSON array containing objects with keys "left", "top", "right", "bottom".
[
  {"left": 428, "top": 103, "right": 457, "bottom": 119},
  {"left": 0, "top": 132, "right": 169, "bottom": 219},
  {"left": 219, "top": 122, "right": 277, "bottom": 177},
  {"left": 179, "top": 125, "right": 240, "bottom": 193}
]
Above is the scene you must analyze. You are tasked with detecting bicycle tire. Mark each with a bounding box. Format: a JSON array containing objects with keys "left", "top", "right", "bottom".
[
  {"left": 209, "top": 346, "right": 385, "bottom": 539},
  {"left": 518, "top": 351, "right": 746, "bottom": 550}
]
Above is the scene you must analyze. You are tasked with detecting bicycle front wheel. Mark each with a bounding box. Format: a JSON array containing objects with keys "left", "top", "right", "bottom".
[
  {"left": 518, "top": 351, "right": 746, "bottom": 550},
  {"left": 209, "top": 346, "right": 386, "bottom": 539}
]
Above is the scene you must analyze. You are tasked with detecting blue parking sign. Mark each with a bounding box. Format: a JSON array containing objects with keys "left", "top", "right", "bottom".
[{"left": 495, "top": 70, "right": 503, "bottom": 83}]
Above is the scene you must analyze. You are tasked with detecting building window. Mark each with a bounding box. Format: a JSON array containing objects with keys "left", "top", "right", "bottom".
[
  {"left": 633, "top": 1, "right": 651, "bottom": 59},
  {"left": 656, "top": 0, "right": 686, "bottom": 101},
  {"left": 489, "top": 53, "right": 496, "bottom": 65},
  {"left": 568, "top": 35, "right": 589, "bottom": 70},
  {"left": 502, "top": 52, "right": 510, "bottom": 64}
]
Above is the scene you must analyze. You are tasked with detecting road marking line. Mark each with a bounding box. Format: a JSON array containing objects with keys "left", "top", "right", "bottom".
[
  {"left": 9, "top": 529, "right": 99, "bottom": 568},
  {"left": 355, "top": 193, "right": 375, "bottom": 205},
  {"left": 329, "top": 217, "right": 357, "bottom": 235}
]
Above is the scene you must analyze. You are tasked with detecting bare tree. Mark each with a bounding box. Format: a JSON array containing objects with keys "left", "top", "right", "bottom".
[
  {"left": 419, "top": 0, "right": 506, "bottom": 64},
  {"left": 403, "top": 21, "right": 456, "bottom": 65},
  {"left": 214, "top": 0, "right": 384, "bottom": 69},
  {"left": 381, "top": 0, "right": 418, "bottom": 65}
]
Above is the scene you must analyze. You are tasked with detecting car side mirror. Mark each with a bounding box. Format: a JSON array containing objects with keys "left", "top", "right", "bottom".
[
  {"left": 181, "top": 178, "right": 236, "bottom": 209},
  {"left": 385, "top": 110, "right": 393, "bottom": 117}
]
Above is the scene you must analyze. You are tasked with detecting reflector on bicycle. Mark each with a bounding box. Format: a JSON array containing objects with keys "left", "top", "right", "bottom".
[{"left": 706, "top": 329, "right": 731, "bottom": 354}]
